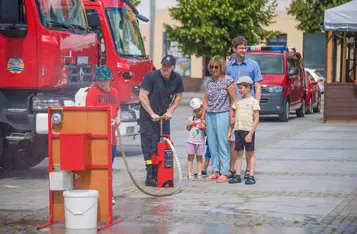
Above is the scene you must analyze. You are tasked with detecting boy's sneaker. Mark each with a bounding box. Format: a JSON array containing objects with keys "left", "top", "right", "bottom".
[
  {"left": 245, "top": 176, "right": 256, "bottom": 185},
  {"left": 244, "top": 170, "right": 250, "bottom": 179},
  {"left": 228, "top": 169, "right": 236, "bottom": 178},
  {"left": 228, "top": 174, "right": 242, "bottom": 184},
  {"left": 112, "top": 197, "right": 116, "bottom": 205},
  {"left": 201, "top": 170, "right": 207, "bottom": 176}
]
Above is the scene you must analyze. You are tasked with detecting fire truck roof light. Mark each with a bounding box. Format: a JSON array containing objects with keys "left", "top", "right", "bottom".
[{"left": 247, "top": 46, "right": 288, "bottom": 52}]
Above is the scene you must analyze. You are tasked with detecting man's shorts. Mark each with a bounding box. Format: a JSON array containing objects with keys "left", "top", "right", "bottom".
[
  {"left": 234, "top": 130, "right": 255, "bottom": 151},
  {"left": 187, "top": 143, "right": 205, "bottom": 155}
]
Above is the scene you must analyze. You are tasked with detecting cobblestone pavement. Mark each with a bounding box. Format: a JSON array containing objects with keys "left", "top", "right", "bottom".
[{"left": 1, "top": 93, "right": 357, "bottom": 234}]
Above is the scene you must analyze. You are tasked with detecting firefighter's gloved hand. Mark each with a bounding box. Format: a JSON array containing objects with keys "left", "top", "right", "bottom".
[
  {"left": 163, "top": 111, "right": 172, "bottom": 120},
  {"left": 151, "top": 113, "right": 161, "bottom": 121}
]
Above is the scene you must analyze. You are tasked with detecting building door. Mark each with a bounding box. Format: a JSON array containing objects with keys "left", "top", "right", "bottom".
[{"left": 303, "top": 33, "right": 326, "bottom": 76}]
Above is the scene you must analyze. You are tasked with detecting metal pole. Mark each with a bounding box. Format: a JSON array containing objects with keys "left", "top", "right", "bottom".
[{"left": 149, "top": 0, "right": 155, "bottom": 59}]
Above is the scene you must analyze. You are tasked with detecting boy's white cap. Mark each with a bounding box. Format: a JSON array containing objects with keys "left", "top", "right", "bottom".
[
  {"left": 190, "top": 98, "right": 202, "bottom": 110},
  {"left": 236, "top": 76, "right": 253, "bottom": 85}
]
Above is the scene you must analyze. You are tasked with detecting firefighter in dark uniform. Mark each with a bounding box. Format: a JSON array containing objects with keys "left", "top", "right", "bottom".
[{"left": 139, "top": 55, "right": 184, "bottom": 187}]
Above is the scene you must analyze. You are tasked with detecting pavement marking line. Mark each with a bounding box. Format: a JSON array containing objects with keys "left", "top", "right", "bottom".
[
  {"left": 258, "top": 158, "right": 357, "bottom": 162},
  {"left": 125, "top": 187, "right": 348, "bottom": 199},
  {"left": 254, "top": 171, "right": 357, "bottom": 177},
  {"left": 0, "top": 185, "right": 19, "bottom": 188},
  {"left": 268, "top": 146, "right": 357, "bottom": 150}
]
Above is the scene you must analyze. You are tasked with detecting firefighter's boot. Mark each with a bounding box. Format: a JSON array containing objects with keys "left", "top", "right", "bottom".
[
  {"left": 145, "top": 164, "right": 157, "bottom": 187},
  {"left": 152, "top": 164, "right": 158, "bottom": 182}
]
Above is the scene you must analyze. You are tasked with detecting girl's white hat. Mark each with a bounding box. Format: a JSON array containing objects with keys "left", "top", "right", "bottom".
[{"left": 190, "top": 98, "right": 202, "bottom": 110}]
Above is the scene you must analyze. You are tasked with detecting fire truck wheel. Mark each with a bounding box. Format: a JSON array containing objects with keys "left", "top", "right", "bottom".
[
  {"left": 0, "top": 128, "right": 6, "bottom": 169},
  {"left": 0, "top": 141, "right": 16, "bottom": 169},
  {"left": 16, "top": 135, "right": 48, "bottom": 169},
  {"left": 0, "top": 135, "right": 47, "bottom": 169},
  {"left": 296, "top": 99, "right": 305, "bottom": 118}
]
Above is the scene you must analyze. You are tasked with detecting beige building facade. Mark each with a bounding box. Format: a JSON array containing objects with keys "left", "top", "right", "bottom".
[{"left": 139, "top": 10, "right": 304, "bottom": 91}]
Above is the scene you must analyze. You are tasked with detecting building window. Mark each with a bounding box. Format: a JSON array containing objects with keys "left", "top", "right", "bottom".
[{"left": 267, "top": 34, "right": 287, "bottom": 46}]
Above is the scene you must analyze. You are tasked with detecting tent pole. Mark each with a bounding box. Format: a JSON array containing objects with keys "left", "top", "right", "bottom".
[
  {"left": 326, "top": 31, "right": 333, "bottom": 84},
  {"left": 341, "top": 32, "right": 348, "bottom": 83}
]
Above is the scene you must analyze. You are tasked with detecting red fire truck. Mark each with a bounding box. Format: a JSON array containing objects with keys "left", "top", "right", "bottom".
[
  {"left": 0, "top": 0, "right": 99, "bottom": 169},
  {"left": 75, "top": 0, "right": 154, "bottom": 138}
]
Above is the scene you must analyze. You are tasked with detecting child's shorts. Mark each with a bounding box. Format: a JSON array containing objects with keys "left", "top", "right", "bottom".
[
  {"left": 187, "top": 143, "right": 205, "bottom": 155},
  {"left": 234, "top": 130, "right": 255, "bottom": 151}
]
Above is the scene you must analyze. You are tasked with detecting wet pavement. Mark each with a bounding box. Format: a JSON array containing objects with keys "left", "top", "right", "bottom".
[{"left": 1, "top": 93, "right": 357, "bottom": 234}]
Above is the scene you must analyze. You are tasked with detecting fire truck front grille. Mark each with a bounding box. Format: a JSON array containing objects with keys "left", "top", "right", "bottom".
[
  {"left": 261, "top": 87, "right": 268, "bottom": 93},
  {"left": 67, "top": 64, "right": 93, "bottom": 85}
]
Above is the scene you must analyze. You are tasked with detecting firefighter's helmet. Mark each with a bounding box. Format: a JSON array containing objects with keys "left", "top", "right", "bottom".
[
  {"left": 190, "top": 98, "right": 202, "bottom": 110},
  {"left": 94, "top": 66, "right": 114, "bottom": 81}
]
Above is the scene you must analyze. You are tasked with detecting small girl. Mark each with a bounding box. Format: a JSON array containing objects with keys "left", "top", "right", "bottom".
[{"left": 186, "top": 98, "right": 206, "bottom": 181}]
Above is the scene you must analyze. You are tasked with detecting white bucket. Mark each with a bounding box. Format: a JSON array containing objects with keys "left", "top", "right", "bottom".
[
  {"left": 63, "top": 190, "right": 99, "bottom": 230},
  {"left": 65, "top": 228, "right": 97, "bottom": 234}
]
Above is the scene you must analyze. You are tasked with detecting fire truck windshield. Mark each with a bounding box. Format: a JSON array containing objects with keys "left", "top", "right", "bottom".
[
  {"left": 35, "top": 0, "right": 88, "bottom": 33},
  {"left": 246, "top": 54, "right": 284, "bottom": 74},
  {"left": 106, "top": 8, "right": 146, "bottom": 58}
]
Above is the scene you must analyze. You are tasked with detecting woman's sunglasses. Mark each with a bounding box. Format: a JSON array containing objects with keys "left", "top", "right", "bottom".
[{"left": 210, "top": 65, "right": 220, "bottom": 70}]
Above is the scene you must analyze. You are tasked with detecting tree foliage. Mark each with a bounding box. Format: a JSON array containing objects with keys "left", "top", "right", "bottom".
[
  {"left": 130, "top": 0, "right": 141, "bottom": 7},
  {"left": 287, "top": 0, "right": 350, "bottom": 33},
  {"left": 163, "top": 0, "right": 280, "bottom": 57}
]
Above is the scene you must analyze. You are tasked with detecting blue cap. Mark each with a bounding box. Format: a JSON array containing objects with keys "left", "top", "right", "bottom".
[{"left": 94, "top": 66, "right": 114, "bottom": 81}]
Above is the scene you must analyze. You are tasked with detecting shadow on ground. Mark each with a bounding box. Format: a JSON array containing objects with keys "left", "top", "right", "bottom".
[{"left": 0, "top": 166, "right": 48, "bottom": 180}]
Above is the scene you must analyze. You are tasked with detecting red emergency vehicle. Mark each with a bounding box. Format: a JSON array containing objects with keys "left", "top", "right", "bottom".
[
  {"left": 79, "top": 0, "right": 154, "bottom": 138},
  {"left": 0, "top": 0, "right": 99, "bottom": 169},
  {"left": 246, "top": 46, "right": 306, "bottom": 122}
]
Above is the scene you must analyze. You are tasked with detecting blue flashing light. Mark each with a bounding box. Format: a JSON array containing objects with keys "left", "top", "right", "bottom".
[{"left": 247, "top": 45, "right": 288, "bottom": 52}]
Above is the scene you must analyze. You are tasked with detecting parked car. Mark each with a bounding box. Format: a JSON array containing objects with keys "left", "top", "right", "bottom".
[
  {"left": 242, "top": 46, "right": 306, "bottom": 122},
  {"left": 305, "top": 68, "right": 325, "bottom": 93},
  {"left": 304, "top": 71, "right": 322, "bottom": 114}
]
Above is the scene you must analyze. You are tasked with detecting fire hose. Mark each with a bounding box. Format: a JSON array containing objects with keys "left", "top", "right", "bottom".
[{"left": 116, "top": 117, "right": 183, "bottom": 197}]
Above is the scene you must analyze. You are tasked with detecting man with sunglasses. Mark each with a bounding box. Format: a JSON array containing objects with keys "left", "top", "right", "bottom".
[
  {"left": 139, "top": 55, "right": 184, "bottom": 187},
  {"left": 226, "top": 36, "right": 263, "bottom": 182}
]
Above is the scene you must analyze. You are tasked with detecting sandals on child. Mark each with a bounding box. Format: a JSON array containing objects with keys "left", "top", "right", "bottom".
[
  {"left": 244, "top": 169, "right": 250, "bottom": 179},
  {"left": 187, "top": 174, "right": 195, "bottom": 181},
  {"left": 197, "top": 174, "right": 205, "bottom": 181}
]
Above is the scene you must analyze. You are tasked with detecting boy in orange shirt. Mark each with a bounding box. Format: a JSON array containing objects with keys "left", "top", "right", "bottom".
[{"left": 86, "top": 65, "right": 121, "bottom": 204}]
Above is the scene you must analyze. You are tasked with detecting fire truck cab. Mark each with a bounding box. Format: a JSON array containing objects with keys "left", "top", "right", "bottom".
[
  {"left": 246, "top": 46, "right": 306, "bottom": 122},
  {"left": 76, "top": 0, "right": 153, "bottom": 138},
  {"left": 0, "top": 0, "right": 99, "bottom": 168}
]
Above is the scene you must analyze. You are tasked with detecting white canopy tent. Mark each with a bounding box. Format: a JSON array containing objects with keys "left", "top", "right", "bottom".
[{"left": 324, "top": 0, "right": 357, "bottom": 32}]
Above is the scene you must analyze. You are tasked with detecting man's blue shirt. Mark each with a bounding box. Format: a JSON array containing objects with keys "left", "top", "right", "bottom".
[{"left": 226, "top": 55, "right": 263, "bottom": 98}]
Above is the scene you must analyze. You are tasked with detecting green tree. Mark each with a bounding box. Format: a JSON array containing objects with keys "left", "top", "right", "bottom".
[
  {"left": 131, "top": 0, "right": 141, "bottom": 7},
  {"left": 163, "top": 0, "right": 280, "bottom": 57},
  {"left": 287, "top": 0, "right": 350, "bottom": 33}
]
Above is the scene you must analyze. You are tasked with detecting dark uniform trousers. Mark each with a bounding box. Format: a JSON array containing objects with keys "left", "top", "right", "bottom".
[{"left": 140, "top": 119, "right": 170, "bottom": 163}]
